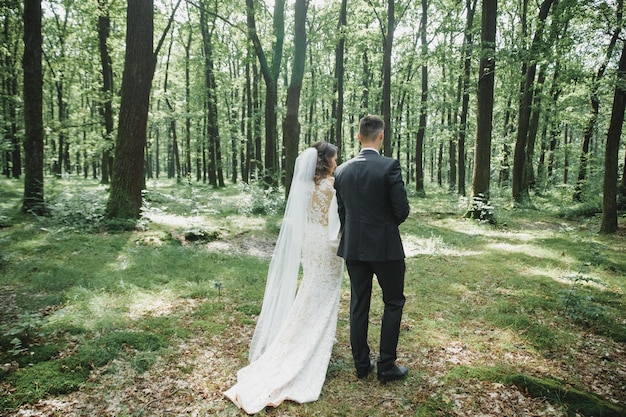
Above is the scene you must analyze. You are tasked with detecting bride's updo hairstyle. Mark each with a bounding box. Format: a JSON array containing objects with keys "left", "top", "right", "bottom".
[{"left": 312, "top": 140, "right": 337, "bottom": 184}]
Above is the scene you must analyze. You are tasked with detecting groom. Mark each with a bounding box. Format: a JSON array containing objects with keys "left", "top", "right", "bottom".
[{"left": 334, "top": 114, "right": 410, "bottom": 383}]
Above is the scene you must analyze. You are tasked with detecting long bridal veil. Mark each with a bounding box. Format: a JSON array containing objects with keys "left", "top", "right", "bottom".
[{"left": 248, "top": 147, "right": 318, "bottom": 362}]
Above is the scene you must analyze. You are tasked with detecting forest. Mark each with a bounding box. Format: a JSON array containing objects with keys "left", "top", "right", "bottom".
[
  {"left": 1, "top": 0, "right": 625, "bottom": 229},
  {"left": 1, "top": 0, "right": 626, "bottom": 415}
]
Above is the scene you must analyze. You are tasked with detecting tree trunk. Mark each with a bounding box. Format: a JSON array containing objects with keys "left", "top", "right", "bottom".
[
  {"left": 601, "top": 40, "right": 626, "bottom": 233},
  {"left": 617, "top": 141, "right": 626, "bottom": 206},
  {"left": 523, "top": 67, "right": 546, "bottom": 192},
  {"left": 465, "top": 0, "right": 496, "bottom": 222},
  {"left": 283, "top": 0, "right": 308, "bottom": 196},
  {"left": 499, "top": 96, "right": 513, "bottom": 187},
  {"left": 563, "top": 125, "right": 569, "bottom": 184},
  {"left": 244, "top": 57, "right": 253, "bottom": 182},
  {"left": 415, "top": 0, "right": 427, "bottom": 196},
  {"left": 164, "top": 36, "right": 181, "bottom": 183},
  {"left": 382, "top": 0, "right": 395, "bottom": 156},
  {"left": 331, "top": 0, "right": 347, "bottom": 163},
  {"left": 199, "top": 2, "right": 223, "bottom": 188},
  {"left": 105, "top": 0, "right": 156, "bottom": 219},
  {"left": 184, "top": 24, "right": 193, "bottom": 178},
  {"left": 22, "top": 0, "right": 45, "bottom": 215},
  {"left": 2, "top": 8, "right": 21, "bottom": 179},
  {"left": 246, "top": 0, "right": 284, "bottom": 187},
  {"left": 457, "top": 0, "right": 477, "bottom": 197},
  {"left": 574, "top": 0, "right": 623, "bottom": 201},
  {"left": 512, "top": 0, "right": 554, "bottom": 205},
  {"left": 98, "top": 0, "right": 114, "bottom": 184}
]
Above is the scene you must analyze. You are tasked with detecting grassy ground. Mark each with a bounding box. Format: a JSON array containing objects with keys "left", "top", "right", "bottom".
[{"left": 0, "top": 176, "right": 625, "bottom": 416}]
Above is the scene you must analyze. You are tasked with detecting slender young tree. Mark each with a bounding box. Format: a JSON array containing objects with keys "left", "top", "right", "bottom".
[
  {"left": 246, "top": 0, "right": 285, "bottom": 187},
  {"left": 600, "top": 40, "right": 626, "bottom": 234},
  {"left": 382, "top": 0, "right": 395, "bottom": 157},
  {"left": 199, "top": 0, "right": 226, "bottom": 187},
  {"left": 22, "top": 0, "right": 45, "bottom": 214},
  {"left": 415, "top": 0, "right": 427, "bottom": 196},
  {"left": 45, "top": 2, "right": 71, "bottom": 176},
  {"left": 2, "top": 1, "right": 21, "bottom": 179},
  {"left": 283, "top": 0, "right": 308, "bottom": 196},
  {"left": 574, "top": 0, "right": 623, "bottom": 202},
  {"left": 330, "top": 0, "right": 348, "bottom": 163},
  {"left": 455, "top": 0, "right": 478, "bottom": 196},
  {"left": 97, "top": 0, "right": 114, "bottom": 184},
  {"left": 512, "top": 0, "right": 554, "bottom": 205},
  {"left": 466, "top": 0, "right": 496, "bottom": 222}
]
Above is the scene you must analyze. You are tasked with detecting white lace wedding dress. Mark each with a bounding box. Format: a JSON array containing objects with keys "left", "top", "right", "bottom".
[{"left": 224, "top": 177, "right": 344, "bottom": 414}]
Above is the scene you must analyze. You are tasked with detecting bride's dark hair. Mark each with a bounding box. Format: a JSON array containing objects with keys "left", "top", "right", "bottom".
[{"left": 312, "top": 141, "right": 337, "bottom": 184}]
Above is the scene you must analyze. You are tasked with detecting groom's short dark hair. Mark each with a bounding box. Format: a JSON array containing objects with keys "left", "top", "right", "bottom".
[{"left": 359, "top": 115, "right": 384, "bottom": 141}]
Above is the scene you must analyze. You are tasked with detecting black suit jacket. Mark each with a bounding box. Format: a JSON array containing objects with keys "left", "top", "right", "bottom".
[{"left": 334, "top": 149, "right": 410, "bottom": 262}]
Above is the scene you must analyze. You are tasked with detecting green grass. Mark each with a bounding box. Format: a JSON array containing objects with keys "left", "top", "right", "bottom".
[{"left": 1, "top": 177, "right": 625, "bottom": 416}]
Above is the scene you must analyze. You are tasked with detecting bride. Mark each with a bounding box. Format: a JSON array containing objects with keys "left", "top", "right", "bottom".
[{"left": 224, "top": 141, "right": 345, "bottom": 414}]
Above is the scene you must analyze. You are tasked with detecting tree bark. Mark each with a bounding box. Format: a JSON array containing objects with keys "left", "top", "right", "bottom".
[
  {"left": 415, "top": 0, "right": 427, "bottom": 196},
  {"left": 199, "top": 1, "right": 224, "bottom": 188},
  {"left": 512, "top": 0, "right": 554, "bottom": 205},
  {"left": 2, "top": 7, "right": 21, "bottom": 179},
  {"left": 246, "top": 0, "right": 284, "bottom": 187},
  {"left": 574, "top": 0, "right": 623, "bottom": 201},
  {"left": 466, "top": 0, "right": 496, "bottom": 222},
  {"left": 283, "top": 0, "right": 308, "bottom": 196},
  {"left": 457, "top": 0, "right": 477, "bottom": 196},
  {"left": 382, "top": 0, "right": 395, "bottom": 156},
  {"left": 601, "top": 40, "right": 626, "bottom": 234},
  {"left": 98, "top": 0, "right": 114, "bottom": 184},
  {"left": 164, "top": 35, "right": 181, "bottom": 182},
  {"left": 106, "top": 0, "right": 156, "bottom": 219},
  {"left": 22, "top": 0, "right": 45, "bottom": 215},
  {"left": 331, "top": 0, "right": 348, "bottom": 163}
]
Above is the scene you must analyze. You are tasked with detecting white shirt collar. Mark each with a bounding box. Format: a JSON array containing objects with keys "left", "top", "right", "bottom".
[{"left": 361, "top": 147, "right": 380, "bottom": 154}]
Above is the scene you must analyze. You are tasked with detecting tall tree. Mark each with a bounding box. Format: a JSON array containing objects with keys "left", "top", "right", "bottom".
[
  {"left": 414, "top": 0, "right": 427, "bottom": 195},
  {"left": 163, "top": 33, "right": 181, "bottom": 182},
  {"left": 330, "top": 0, "right": 348, "bottom": 163},
  {"left": 574, "top": 0, "right": 623, "bottom": 202},
  {"left": 1, "top": 0, "right": 21, "bottom": 179},
  {"left": 97, "top": 0, "right": 114, "bottom": 184},
  {"left": 466, "top": 0, "right": 496, "bottom": 221},
  {"left": 246, "top": 0, "right": 285, "bottom": 187},
  {"left": 45, "top": 1, "right": 71, "bottom": 176},
  {"left": 511, "top": 0, "right": 554, "bottom": 205},
  {"left": 456, "top": 0, "right": 478, "bottom": 197},
  {"left": 283, "top": 0, "right": 308, "bottom": 196},
  {"left": 22, "top": 0, "right": 45, "bottom": 214},
  {"left": 199, "top": 0, "right": 225, "bottom": 188},
  {"left": 600, "top": 40, "right": 626, "bottom": 234},
  {"left": 105, "top": 0, "right": 180, "bottom": 219},
  {"left": 382, "top": 0, "right": 395, "bottom": 157}
]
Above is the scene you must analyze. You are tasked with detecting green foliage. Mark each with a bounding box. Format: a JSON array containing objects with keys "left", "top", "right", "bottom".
[
  {"left": 44, "top": 184, "right": 108, "bottom": 231},
  {"left": 236, "top": 181, "right": 285, "bottom": 216},
  {"left": 560, "top": 198, "right": 603, "bottom": 220},
  {"left": 0, "top": 312, "right": 47, "bottom": 357},
  {"left": 560, "top": 271, "right": 606, "bottom": 322},
  {"left": 464, "top": 193, "right": 497, "bottom": 224},
  {"left": 0, "top": 331, "right": 165, "bottom": 410}
]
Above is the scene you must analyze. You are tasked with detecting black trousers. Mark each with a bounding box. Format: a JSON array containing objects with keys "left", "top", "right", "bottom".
[{"left": 346, "top": 259, "right": 406, "bottom": 372}]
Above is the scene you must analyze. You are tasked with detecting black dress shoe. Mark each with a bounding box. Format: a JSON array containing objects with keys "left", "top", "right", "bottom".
[
  {"left": 377, "top": 364, "right": 408, "bottom": 383},
  {"left": 356, "top": 360, "right": 375, "bottom": 379}
]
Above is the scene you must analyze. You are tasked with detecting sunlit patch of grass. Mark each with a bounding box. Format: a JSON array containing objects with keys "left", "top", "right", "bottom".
[
  {"left": 486, "top": 241, "right": 576, "bottom": 264},
  {"left": 403, "top": 232, "right": 484, "bottom": 257}
]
